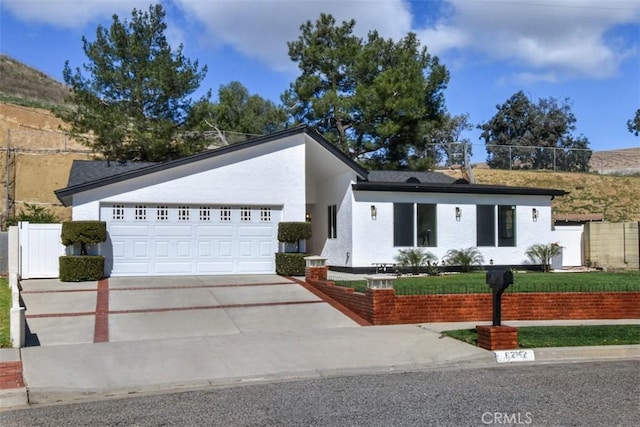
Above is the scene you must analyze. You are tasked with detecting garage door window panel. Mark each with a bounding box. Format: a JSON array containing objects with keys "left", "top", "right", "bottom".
[
  {"left": 178, "top": 206, "right": 190, "bottom": 221},
  {"left": 220, "top": 207, "right": 231, "bottom": 222},
  {"left": 199, "top": 206, "right": 211, "bottom": 222},
  {"left": 157, "top": 205, "right": 169, "bottom": 221},
  {"left": 135, "top": 205, "right": 147, "bottom": 221}
]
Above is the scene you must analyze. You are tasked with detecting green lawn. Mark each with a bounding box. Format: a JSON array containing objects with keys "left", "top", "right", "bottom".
[
  {"left": 442, "top": 325, "right": 640, "bottom": 348},
  {"left": 0, "top": 278, "right": 11, "bottom": 348},
  {"left": 330, "top": 271, "right": 640, "bottom": 295}
]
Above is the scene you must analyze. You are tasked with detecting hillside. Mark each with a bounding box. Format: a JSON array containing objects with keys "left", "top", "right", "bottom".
[
  {"left": 0, "top": 54, "right": 69, "bottom": 108},
  {"left": 472, "top": 169, "right": 640, "bottom": 222}
]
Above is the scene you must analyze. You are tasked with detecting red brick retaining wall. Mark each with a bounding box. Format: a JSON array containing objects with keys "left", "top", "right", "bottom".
[{"left": 306, "top": 280, "right": 640, "bottom": 325}]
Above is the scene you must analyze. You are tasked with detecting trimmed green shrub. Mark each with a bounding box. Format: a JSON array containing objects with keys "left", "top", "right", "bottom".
[
  {"left": 275, "top": 253, "right": 308, "bottom": 276},
  {"left": 61, "top": 221, "right": 107, "bottom": 255},
  {"left": 277, "top": 222, "right": 312, "bottom": 243},
  {"left": 59, "top": 256, "right": 104, "bottom": 282}
]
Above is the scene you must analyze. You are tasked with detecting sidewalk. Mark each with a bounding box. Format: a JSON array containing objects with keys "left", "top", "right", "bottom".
[{"left": 2, "top": 319, "right": 639, "bottom": 409}]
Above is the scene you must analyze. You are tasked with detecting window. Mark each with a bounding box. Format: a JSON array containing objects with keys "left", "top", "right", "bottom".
[
  {"left": 157, "top": 205, "right": 169, "bottom": 221},
  {"left": 476, "top": 205, "right": 516, "bottom": 247},
  {"left": 260, "top": 207, "right": 271, "bottom": 222},
  {"left": 393, "top": 203, "right": 413, "bottom": 246},
  {"left": 393, "top": 203, "right": 437, "bottom": 247},
  {"left": 327, "top": 205, "right": 337, "bottom": 239},
  {"left": 476, "top": 205, "right": 495, "bottom": 246},
  {"left": 498, "top": 205, "right": 516, "bottom": 247},
  {"left": 112, "top": 204, "right": 125, "bottom": 220},
  {"left": 417, "top": 204, "right": 437, "bottom": 247},
  {"left": 178, "top": 206, "right": 190, "bottom": 221},
  {"left": 240, "top": 207, "right": 251, "bottom": 222},
  {"left": 199, "top": 206, "right": 211, "bottom": 222},
  {"left": 220, "top": 207, "right": 231, "bottom": 222},
  {"left": 134, "top": 205, "right": 147, "bottom": 221}
]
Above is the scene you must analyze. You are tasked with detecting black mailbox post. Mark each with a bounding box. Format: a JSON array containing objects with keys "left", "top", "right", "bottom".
[{"left": 486, "top": 269, "right": 514, "bottom": 326}]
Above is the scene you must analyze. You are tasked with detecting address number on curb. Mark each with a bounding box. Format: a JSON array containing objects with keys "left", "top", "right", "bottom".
[{"left": 494, "top": 349, "right": 535, "bottom": 363}]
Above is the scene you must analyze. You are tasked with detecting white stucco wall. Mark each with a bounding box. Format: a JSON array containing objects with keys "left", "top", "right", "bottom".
[
  {"left": 351, "top": 191, "right": 555, "bottom": 267},
  {"left": 310, "top": 170, "right": 357, "bottom": 267},
  {"left": 71, "top": 135, "right": 307, "bottom": 222},
  {"left": 551, "top": 224, "right": 584, "bottom": 267}
]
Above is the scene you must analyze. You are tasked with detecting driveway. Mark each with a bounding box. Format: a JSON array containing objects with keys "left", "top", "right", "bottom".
[{"left": 19, "top": 275, "right": 360, "bottom": 346}]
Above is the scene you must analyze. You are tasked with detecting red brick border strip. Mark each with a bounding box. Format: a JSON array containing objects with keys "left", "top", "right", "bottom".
[
  {"left": 0, "top": 361, "right": 25, "bottom": 390},
  {"left": 94, "top": 278, "right": 109, "bottom": 343},
  {"left": 109, "top": 300, "right": 324, "bottom": 315}
]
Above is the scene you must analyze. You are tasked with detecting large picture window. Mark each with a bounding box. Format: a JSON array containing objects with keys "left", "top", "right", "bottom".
[
  {"left": 477, "top": 205, "right": 516, "bottom": 247},
  {"left": 393, "top": 203, "right": 437, "bottom": 247}
]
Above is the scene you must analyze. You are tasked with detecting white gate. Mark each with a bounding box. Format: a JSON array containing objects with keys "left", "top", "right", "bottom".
[{"left": 19, "top": 222, "right": 65, "bottom": 279}]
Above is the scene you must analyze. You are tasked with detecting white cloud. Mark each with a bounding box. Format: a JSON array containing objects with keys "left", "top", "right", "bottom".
[
  {"left": 415, "top": 0, "right": 640, "bottom": 80},
  {"left": 175, "top": 0, "right": 413, "bottom": 71},
  {"left": 1, "top": 0, "right": 151, "bottom": 28}
]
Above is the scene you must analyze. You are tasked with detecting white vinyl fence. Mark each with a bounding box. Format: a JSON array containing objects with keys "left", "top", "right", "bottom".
[{"left": 18, "top": 222, "right": 65, "bottom": 279}]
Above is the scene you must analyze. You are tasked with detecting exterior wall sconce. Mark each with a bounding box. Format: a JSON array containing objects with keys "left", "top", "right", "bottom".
[
  {"left": 305, "top": 212, "right": 311, "bottom": 222},
  {"left": 532, "top": 208, "right": 538, "bottom": 222},
  {"left": 490, "top": 258, "right": 494, "bottom": 265},
  {"left": 370, "top": 205, "right": 377, "bottom": 220},
  {"left": 455, "top": 207, "right": 462, "bottom": 221}
]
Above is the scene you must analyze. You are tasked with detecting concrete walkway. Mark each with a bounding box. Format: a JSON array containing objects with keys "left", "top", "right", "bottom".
[{"left": 1, "top": 274, "right": 639, "bottom": 409}]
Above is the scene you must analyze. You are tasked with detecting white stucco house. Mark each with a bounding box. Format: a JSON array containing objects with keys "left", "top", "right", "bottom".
[{"left": 55, "top": 125, "right": 567, "bottom": 276}]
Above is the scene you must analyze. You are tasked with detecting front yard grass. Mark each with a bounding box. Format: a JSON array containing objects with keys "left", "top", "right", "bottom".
[
  {"left": 0, "top": 277, "right": 11, "bottom": 348},
  {"left": 330, "top": 271, "right": 640, "bottom": 295},
  {"left": 442, "top": 325, "right": 640, "bottom": 348}
]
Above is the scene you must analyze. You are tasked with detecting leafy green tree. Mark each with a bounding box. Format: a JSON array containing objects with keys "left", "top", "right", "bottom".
[
  {"left": 628, "top": 108, "right": 640, "bottom": 136},
  {"left": 282, "top": 14, "right": 449, "bottom": 168},
  {"left": 186, "top": 81, "right": 287, "bottom": 144},
  {"left": 526, "top": 243, "right": 562, "bottom": 272},
  {"left": 479, "top": 91, "right": 591, "bottom": 172},
  {"left": 443, "top": 247, "right": 485, "bottom": 272},
  {"left": 57, "top": 4, "right": 209, "bottom": 162}
]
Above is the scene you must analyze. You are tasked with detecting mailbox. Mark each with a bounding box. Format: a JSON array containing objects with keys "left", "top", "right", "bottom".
[{"left": 486, "top": 269, "right": 514, "bottom": 326}]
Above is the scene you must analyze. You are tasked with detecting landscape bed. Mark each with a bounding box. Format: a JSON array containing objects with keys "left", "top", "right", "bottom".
[
  {"left": 329, "top": 271, "right": 640, "bottom": 295},
  {"left": 442, "top": 325, "right": 640, "bottom": 347}
]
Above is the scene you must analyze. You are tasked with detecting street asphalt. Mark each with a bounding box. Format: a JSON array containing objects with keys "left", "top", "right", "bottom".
[{"left": 1, "top": 275, "right": 638, "bottom": 409}]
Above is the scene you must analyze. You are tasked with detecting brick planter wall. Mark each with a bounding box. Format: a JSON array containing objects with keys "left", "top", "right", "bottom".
[
  {"left": 305, "top": 280, "right": 640, "bottom": 325},
  {"left": 476, "top": 325, "right": 519, "bottom": 350}
]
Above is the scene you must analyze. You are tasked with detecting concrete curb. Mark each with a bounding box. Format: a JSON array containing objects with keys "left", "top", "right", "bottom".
[{"left": 12, "top": 346, "right": 639, "bottom": 408}]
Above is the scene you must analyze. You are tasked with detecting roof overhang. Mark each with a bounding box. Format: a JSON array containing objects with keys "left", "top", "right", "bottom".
[
  {"left": 55, "top": 125, "right": 368, "bottom": 206},
  {"left": 352, "top": 181, "right": 568, "bottom": 197}
]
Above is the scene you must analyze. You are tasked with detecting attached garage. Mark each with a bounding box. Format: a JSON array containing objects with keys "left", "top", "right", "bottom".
[{"left": 101, "top": 204, "right": 281, "bottom": 276}]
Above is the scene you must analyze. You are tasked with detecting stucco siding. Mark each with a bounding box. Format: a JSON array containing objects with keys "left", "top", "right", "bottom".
[
  {"left": 312, "top": 170, "right": 356, "bottom": 267},
  {"left": 71, "top": 135, "right": 307, "bottom": 222},
  {"left": 352, "top": 191, "right": 555, "bottom": 267}
]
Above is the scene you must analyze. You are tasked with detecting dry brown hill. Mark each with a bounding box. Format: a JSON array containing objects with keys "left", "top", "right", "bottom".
[
  {"left": 473, "top": 168, "right": 640, "bottom": 222},
  {"left": 0, "top": 54, "right": 69, "bottom": 108}
]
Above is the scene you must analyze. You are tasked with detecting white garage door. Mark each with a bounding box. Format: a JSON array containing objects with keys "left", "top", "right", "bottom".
[{"left": 101, "top": 204, "right": 281, "bottom": 276}]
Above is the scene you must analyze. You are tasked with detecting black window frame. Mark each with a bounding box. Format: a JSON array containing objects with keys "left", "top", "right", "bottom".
[{"left": 327, "top": 204, "right": 337, "bottom": 239}]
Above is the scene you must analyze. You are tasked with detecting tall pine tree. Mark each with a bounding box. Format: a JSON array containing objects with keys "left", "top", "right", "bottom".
[{"left": 57, "top": 4, "right": 208, "bottom": 162}]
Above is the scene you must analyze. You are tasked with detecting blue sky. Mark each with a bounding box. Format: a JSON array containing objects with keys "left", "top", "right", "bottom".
[{"left": 1, "top": 0, "right": 638, "bottom": 162}]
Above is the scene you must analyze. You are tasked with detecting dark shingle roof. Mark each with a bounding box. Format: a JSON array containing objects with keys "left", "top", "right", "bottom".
[
  {"left": 67, "top": 160, "right": 158, "bottom": 187},
  {"left": 55, "top": 125, "right": 369, "bottom": 206},
  {"left": 366, "top": 170, "right": 458, "bottom": 184}
]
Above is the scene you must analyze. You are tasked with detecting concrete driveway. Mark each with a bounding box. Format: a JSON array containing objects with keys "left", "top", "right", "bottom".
[{"left": 20, "top": 275, "right": 359, "bottom": 346}]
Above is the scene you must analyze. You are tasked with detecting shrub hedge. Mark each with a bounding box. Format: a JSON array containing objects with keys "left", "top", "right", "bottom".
[
  {"left": 277, "top": 222, "right": 312, "bottom": 243},
  {"left": 61, "top": 221, "right": 107, "bottom": 255},
  {"left": 59, "top": 256, "right": 104, "bottom": 282},
  {"left": 275, "top": 253, "right": 308, "bottom": 276}
]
